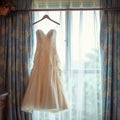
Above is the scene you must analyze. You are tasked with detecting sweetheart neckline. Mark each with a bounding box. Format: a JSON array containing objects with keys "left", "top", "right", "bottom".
[{"left": 36, "top": 29, "right": 56, "bottom": 37}]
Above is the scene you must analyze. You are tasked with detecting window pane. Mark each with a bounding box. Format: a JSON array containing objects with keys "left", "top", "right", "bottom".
[{"left": 32, "top": 11, "right": 102, "bottom": 120}]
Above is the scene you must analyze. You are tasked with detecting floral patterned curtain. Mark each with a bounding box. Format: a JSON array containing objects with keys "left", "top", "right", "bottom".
[
  {"left": 100, "top": 0, "right": 120, "bottom": 120},
  {"left": 0, "top": 0, "right": 34, "bottom": 120}
]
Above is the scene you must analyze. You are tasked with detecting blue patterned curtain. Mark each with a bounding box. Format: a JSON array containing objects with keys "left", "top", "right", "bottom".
[
  {"left": 0, "top": 0, "right": 33, "bottom": 120},
  {"left": 100, "top": 0, "right": 120, "bottom": 120}
]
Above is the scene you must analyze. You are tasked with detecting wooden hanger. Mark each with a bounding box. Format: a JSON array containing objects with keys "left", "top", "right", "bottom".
[{"left": 33, "top": 14, "right": 60, "bottom": 25}]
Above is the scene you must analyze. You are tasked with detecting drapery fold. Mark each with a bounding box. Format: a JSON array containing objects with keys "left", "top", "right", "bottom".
[
  {"left": 100, "top": 0, "right": 120, "bottom": 120},
  {"left": 100, "top": 0, "right": 120, "bottom": 8},
  {"left": 0, "top": 0, "right": 34, "bottom": 120}
]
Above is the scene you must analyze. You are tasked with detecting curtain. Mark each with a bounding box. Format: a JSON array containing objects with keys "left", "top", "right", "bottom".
[
  {"left": 32, "top": 10, "right": 102, "bottom": 120},
  {"left": 100, "top": 0, "right": 120, "bottom": 120},
  {"left": 0, "top": 0, "right": 33, "bottom": 120},
  {"left": 33, "top": 0, "right": 100, "bottom": 9}
]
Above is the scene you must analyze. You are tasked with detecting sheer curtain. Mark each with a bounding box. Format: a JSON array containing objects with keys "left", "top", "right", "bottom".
[{"left": 32, "top": 10, "right": 102, "bottom": 120}]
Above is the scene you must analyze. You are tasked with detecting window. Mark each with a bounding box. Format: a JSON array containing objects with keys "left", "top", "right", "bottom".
[{"left": 32, "top": 11, "right": 102, "bottom": 120}]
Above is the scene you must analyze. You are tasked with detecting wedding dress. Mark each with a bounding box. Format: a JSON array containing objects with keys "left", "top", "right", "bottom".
[{"left": 21, "top": 29, "right": 68, "bottom": 113}]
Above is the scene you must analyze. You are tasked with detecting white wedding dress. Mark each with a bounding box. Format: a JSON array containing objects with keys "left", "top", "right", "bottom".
[{"left": 21, "top": 29, "right": 68, "bottom": 113}]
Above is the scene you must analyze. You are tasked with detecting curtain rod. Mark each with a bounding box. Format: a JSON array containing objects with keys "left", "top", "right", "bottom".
[{"left": 14, "top": 7, "right": 120, "bottom": 12}]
